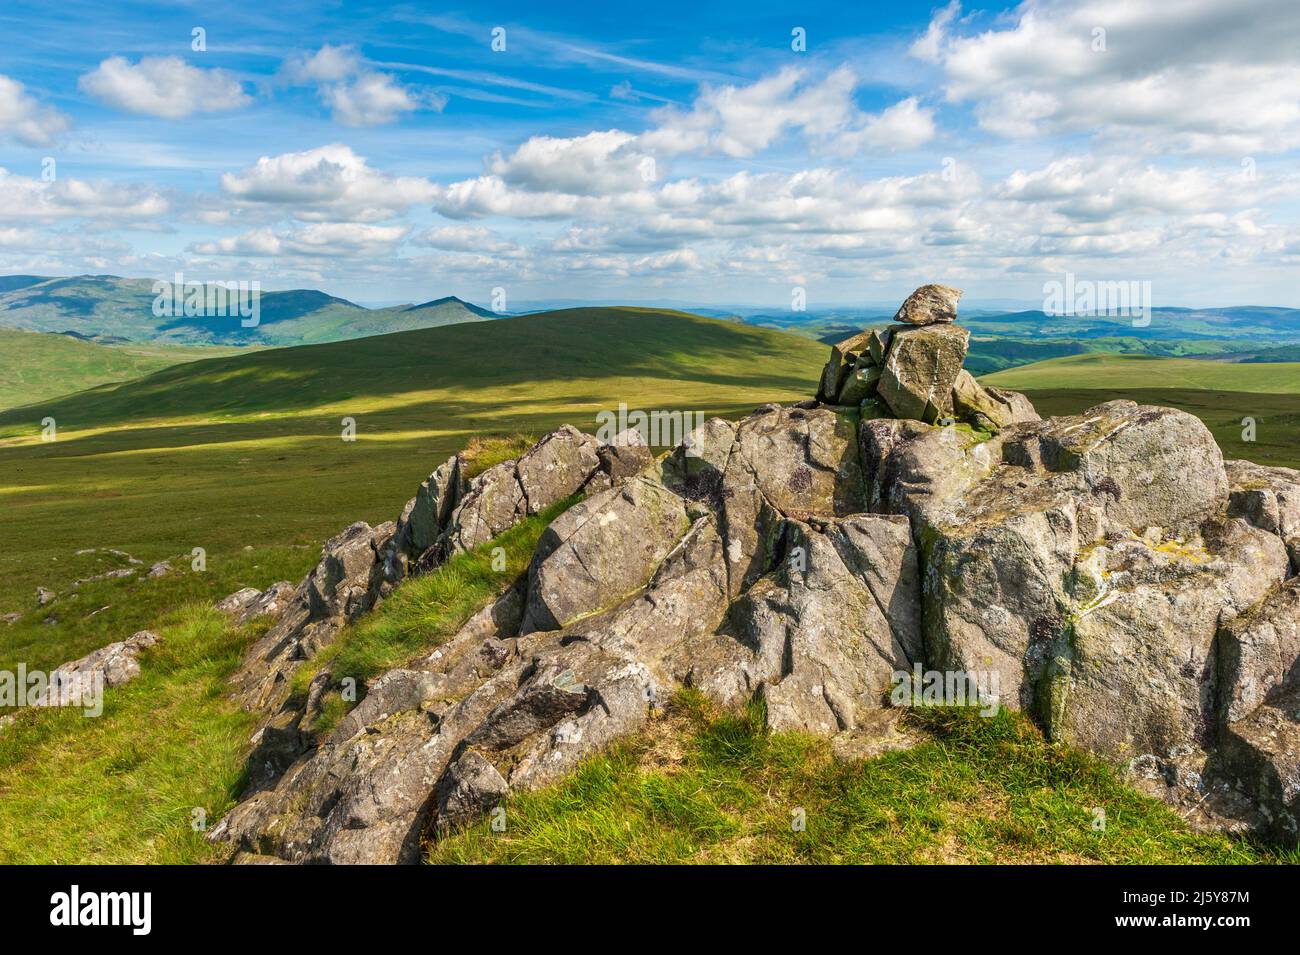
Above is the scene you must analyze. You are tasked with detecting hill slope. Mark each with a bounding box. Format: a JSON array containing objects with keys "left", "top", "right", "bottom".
[
  {"left": 0, "top": 274, "right": 496, "bottom": 346},
  {"left": 0, "top": 307, "right": 826, "bottom": 615},
  {"left": 3, "top": 309, "right": 1298, "bottom": 866},
  {"left": 981, "top": 352, "right": 1300, "bottom": 392},
  {"left": 0, "top": 329, "right": 245, "bottom": 411}
]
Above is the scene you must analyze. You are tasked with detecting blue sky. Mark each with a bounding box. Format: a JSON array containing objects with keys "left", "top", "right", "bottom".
[{"left": 1, "top": 0, "right": 1299, "bottom": 307}]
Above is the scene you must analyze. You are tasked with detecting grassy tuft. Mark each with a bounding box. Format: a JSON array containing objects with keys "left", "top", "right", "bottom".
[
  {"left": 459, "top": 433, "right": 536, "bottom": 479},
  {"left": 428, "top": 696, "right": 1298, "bottom": 865},
  {"left": 293, "top": 495, "right": 580, "bottom": 732}
]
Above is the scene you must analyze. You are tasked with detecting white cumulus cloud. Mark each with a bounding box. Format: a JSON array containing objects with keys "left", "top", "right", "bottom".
[
  {"left": 922, "top": 0, "right": 1300, "bottom": 154},
  {"left": 282, "top": 45, "right": 444, "bottom": 127},
  {"left": 79, "top": 56, "right": 249, "bottom": 119},
  {"left": 192, "top": 222, "right": 409, "bottom": 257},
  {"left": 0, "top": 74, "right": 70, "bottom": 146},
  {"left": 218, "top": 144, "right": 437, "bottom": 222}
]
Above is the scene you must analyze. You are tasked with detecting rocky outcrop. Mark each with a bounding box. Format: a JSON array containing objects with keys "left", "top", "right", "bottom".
[
  {"left": 877, "top": 323, "right": 970, "bottom": 422},
  {"left": 395, "top": 455, "right": 463, "bottom": 560},
  {"left": 216, "top": 425, "right": 607, "bottom": 793},
  {"left": 521, "top": 477, "right": 690, "bottom": 634},
  {"left": 209, "top": 284, "right": 1300, "bottom": 862},
  {"left": 1215, "top": 686, "right": 1300, "bottom": 842},
  {"left": 1218, "top": 579, "right": 1300, "bottom": 724},
  {"left": 47, "top": 629, "right": 160, "bottom": 699}
]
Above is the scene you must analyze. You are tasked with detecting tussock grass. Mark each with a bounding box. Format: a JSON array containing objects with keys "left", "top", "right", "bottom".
[
  {"left": 428, "top": 693, "right": 1298, "bottom": 865},
  {"left": 293, "top": 495, "right": 579, "bottom": 732},
  {"left": 459, "top": 433, "right": 536, "bottom": 479}
]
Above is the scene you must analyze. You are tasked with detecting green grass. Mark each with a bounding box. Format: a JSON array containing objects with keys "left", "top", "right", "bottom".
[
  {"left": 430, "top": 693, "right": 1294, "bottom": 865},
  {"left": 0, "top": 328, "right": 245, "bottom": 412},
  {"left": 295, "top": 493, "right": 579, "bottom": 735},
  {"left": 0, "top": 605, "right": 257, "bottom": 864},
  {"left": 982, "top": 352, "right": 1300, "bottom": 393}
]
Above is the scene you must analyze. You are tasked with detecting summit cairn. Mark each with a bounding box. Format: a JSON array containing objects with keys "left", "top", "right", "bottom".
[
  {"left": 816, "top": 284, "right": 1038, "bottom": 431},
  {"left": 893, "top": 283, "right": 961, "bottom": 325}
]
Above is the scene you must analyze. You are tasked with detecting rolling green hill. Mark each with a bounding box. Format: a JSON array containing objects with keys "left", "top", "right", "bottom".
[
  {"left": 0, "top": 329, "right": 246, "bottom": 412},
  {"left": 0, "top": 274, "right": 496, "bottom": 346},
  {"left": 0, "top": 307, "right": 826, "bottom": 616},
  {"left": 982, "top": 352, "right": 1300, "bottom": 392}
]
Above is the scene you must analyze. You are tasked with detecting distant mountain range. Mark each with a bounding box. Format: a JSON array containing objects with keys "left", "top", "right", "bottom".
[
  {"left": 0, "top": 275, "right": 498, "bottom": 346},
  {"left": 5, "top": 274, "right": 1300, "bottom": 357}
]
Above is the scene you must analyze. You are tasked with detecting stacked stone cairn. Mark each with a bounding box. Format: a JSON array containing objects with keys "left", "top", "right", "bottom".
[{"left": 815, "top": 283, "right": 1036, "bottom": 431}]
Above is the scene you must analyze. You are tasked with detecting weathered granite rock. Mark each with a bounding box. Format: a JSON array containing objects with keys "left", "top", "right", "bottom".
[
  {"left": 1, "top": 630, "right": 164, "bottom": 725},
  {"left": 1046, "top": 521, "right": 1287, "bottom": 759},
  {"left": 214, "top": 588, "right": 261, "bottom": 617},
  {"left": 663, "top": 416, "right": 736, "bottom": 502},
  {"left": 693, "top": 514, "right": 921, "bottom": 734},
  {"left": 718, "top": 404, "right": 865, "bottom": 597},
  {"left": 435, "top": 750, "right": 509, "bottom": 835},
  {"left": 1215, "top": 685, "right": 1300, "bottom": 843},
  {"left": 440, "top": 460, "right": 527, "bottom": 555},
  {"left": 816, "top": 329, "right": 876, "bottom": 404},
  {"left": 914, "top": 401, "right": 1233, "bottom": 712},
  {"left": 516, "top": 425, "right": 601, "bottom": 515},
  {"left": 951, "top": 370, "right": 1040, "bottom": 431},
  {"left": 230, "top": 521, "right": 392, "bottom": 714},
  {"left": 1218, "top": 578, "right": 1300, "bottom": 725},
  {"left": 877, "top": 323, "right": 970, "bottom": 422},
  {"left": 1227, "top": 460, "right": 1300, "bottom": 574},
  {"left": 396, "top": 455, "right": 463, "bottom": 558},
  {"left": 521, "top": 477, "right": 690, "bottom": 634},
  {"left": 213, "top": 514, "right": 730, "bottom": 864},
  {"left": 598, "top": 428, "right": 656, "bottom": 482},
  {"left": 836, "top": 356, "right": 882, "bottom": 406},
  {"left": 892, "top": 284, "right": 962, "bottom": 325},
  {"left": 215, "top": 580, "right": 295, "bottom": 626}
]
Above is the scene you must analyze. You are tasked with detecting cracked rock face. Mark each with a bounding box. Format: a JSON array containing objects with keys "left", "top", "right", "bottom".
[
  {"left": 1227, "top": 459, "right": 1300, "bottom": 574},
  {"left": 211, "top": 284, "right": 1300, "bottom": 862},
  {"left": 877, "top": 323, "right": 970, "bottom": 422}
]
